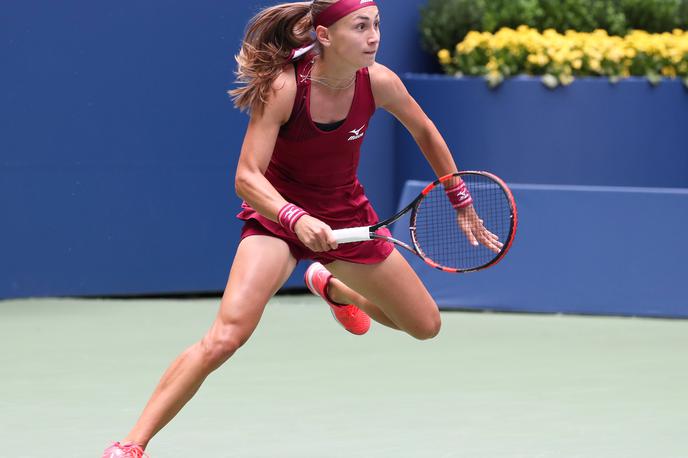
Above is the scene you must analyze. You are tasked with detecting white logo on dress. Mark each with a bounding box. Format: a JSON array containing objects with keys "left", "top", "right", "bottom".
[
  {"left": 360, "top": 0, "right": 374, "bottom": 4},
  {"left": 347, "top": 124, "right": 366, "bottom": 141}
]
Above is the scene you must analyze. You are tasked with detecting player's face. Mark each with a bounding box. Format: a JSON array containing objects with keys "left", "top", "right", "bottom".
[{"left": 327, "top": 7, "right": 380, "bottom": 68}]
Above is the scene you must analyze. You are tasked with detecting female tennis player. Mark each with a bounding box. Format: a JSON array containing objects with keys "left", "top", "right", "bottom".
[{"left": 103, "top": 1, "right": 499, "bottom": 456}]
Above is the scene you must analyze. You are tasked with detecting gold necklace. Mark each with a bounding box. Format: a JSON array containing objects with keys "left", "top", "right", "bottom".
[
  {"left": 300, "top": 59, "right": 356, "bottom": 90},
  {"left": 308, "top": 74, "right": 356, "bottom": 90}
]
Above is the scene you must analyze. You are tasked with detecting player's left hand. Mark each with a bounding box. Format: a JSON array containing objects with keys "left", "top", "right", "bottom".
[{"left": 457, "top": 205, "right": 503, "bottom": 254}]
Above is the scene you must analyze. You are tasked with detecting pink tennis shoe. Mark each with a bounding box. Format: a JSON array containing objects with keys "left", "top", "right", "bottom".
[
  {"left": 304, "top": 262, "right": 371, "bottom": 335},
  {"left": 102, "top": 442, "right": 148, "bottom": 458}
]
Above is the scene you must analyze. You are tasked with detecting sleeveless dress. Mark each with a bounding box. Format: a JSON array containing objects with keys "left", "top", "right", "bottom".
[{"left": 237, "top": 53, "right": 393, "bottom": 265}]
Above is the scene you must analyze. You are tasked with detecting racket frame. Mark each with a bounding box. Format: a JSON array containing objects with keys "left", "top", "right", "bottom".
[{"left": 331, "top": 171, "right": 518, "bottom": 273}]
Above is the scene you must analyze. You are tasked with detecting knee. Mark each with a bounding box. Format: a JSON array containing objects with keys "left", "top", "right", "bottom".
[
  {"left": 409, "top": 314, "right": 441, "bottom": 340},
  {"left": 198, "top": 328, "right": 249, "bottom": 369}
]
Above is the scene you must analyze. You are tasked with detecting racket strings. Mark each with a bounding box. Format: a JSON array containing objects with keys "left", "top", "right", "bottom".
[{"left": 413, "top": 175, "right": 512, "bottom": 271}]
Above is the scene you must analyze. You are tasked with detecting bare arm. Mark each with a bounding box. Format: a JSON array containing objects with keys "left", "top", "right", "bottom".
[
  {"left": 234, "top": 70, "right": 295, "bottom": 222},
  {"left": 369, "top": 63, "right": 458, "bottom": 178},
  {"left": 234, "top": 68, "right": 337, "bottom": 252},
  {"left": 369, "top": 64, "right": 502, "bottom": 252}
]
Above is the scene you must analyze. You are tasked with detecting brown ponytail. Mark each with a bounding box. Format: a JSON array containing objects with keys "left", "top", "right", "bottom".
[{"left": 229, "top": 0, "right": 337, "bottom": 115}]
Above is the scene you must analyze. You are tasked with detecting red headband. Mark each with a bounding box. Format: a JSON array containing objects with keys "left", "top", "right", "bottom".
[{"left": 313, "top": 0, "right": 378, "bottom": 28}]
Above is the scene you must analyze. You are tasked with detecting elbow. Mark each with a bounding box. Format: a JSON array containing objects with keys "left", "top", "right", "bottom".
[
  {"left": 235, "top": 165, "right": 266, "bottom": 201},
  {"left": 234, "top": 169, "right": 252, "bottom": 200}
]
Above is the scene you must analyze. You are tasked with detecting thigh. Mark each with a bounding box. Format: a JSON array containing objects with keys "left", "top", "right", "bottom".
[
  {"left": 210, "top": 235, "right": 297, "bottom": 342},
  {"left": 325, "top": 249, "right": 440, "bottom": 338}
]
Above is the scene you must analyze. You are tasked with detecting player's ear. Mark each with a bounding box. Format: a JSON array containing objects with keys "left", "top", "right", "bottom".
[{"left": 315, "top": 25, "right": 332, "bottom": 48}]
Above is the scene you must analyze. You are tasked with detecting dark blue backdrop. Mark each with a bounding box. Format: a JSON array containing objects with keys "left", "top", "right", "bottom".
[
  {"left": 0, "top": 0, "right": 433, "bottom": 298},
  {"left": 3, "top": 2, "right": 687, "bottom": 317}
]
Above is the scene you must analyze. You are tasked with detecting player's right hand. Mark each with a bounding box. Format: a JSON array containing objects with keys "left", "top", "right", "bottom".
[{"left": 294, "top": 215, "right": 339, "bottom": 252}]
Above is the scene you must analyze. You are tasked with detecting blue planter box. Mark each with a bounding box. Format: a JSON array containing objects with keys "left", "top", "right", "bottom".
[
  {"left": 397, "top": 75, "right": 688, "bottom": 192},
  {"left": 393, "top": 180, "right": 688, "bottom": 318}
]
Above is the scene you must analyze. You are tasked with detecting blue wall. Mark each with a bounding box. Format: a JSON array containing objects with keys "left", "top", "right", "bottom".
[
  {"left": 3, "top": 2, "right": 687, "bottom": 317},
  {"left": 393, "top": 181, "right": 688, "bottom": 318},
  {"left": 397, "top": 76, "right": 688, "bottom": 191},
  {"left": 0, "top": 0, "right": 432, "bottom": 298}
]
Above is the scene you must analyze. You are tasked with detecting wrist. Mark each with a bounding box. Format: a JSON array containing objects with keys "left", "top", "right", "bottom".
[
  {"left": 278, "top": 203, "right": 309, "bottom": 233},
  {"left": 444, "top": 180, "right": 473, "bottom": 209}
]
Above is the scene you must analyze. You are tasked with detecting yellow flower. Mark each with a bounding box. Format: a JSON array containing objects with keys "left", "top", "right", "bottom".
[
  {"left": 589, "top": 59, "right": 602, "bottom": 72},
  {"left": 543, "top": 29, "right": 558, "bottom": 39},
  {"left": 449, "top": 27, "right": 688, "bottom": 85},
  {"left": 606, "top": 48, "right": 625, "bottom": 63},
  {"left": 559, "top": 74, "right": 575, "bottom": 86},
  {"left": 661, "top": 66, "right": 677, "bottom": 77},
  {"left": 438, "top": 49, "right": 451, "bottom": 65},
  {"left": 668, "top": 49, "right": 683, "bottom": 64},
  {"left": 527, "top": 54, "right": 549, "bottom": 66},
  {"left": 569, "top": 50, "right": 584, "bottom": 60},
  {"left": 486, "top": 59, "right": 499, "bottom": 71}
]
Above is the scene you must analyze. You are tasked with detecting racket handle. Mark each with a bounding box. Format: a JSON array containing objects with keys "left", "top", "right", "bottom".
[{"left": 332, "top": 226, "right": 373, "bottom": 244}]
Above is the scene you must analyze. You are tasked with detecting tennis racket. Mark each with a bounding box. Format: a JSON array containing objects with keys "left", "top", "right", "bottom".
[{"left": 332, "top": 171, "right": 518, "bottom": 273}]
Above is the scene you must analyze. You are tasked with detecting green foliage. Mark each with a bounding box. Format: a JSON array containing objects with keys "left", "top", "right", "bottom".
[
  {"left": 420, "top": 0, "right": 688, "bottom": 53},
  {"left": 481, "top": 0, "right": 543, "bottom": 32},
  {"left": 420, "top": 0, "right": 487, "bottom": 52},
  {"left": 619, "top": 0, "right": 681, "bottom": 32},
  {"left": 538, "top": 0, "right": 626, "bottom": 35},
  {"left": 681, "top": 0, "right": 688, "bottom": 28},
  {"left": 436, "top": 27, "right": 688, "bottom": 88}
]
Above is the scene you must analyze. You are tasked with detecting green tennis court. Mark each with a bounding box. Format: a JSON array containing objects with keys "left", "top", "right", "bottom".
[{"left": 1, "top": 296, "right": 686, "bottom": 457}]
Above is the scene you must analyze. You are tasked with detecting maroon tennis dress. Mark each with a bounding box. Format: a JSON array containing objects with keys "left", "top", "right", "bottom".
[{"left": 237, "top": 53, "right": 393, "bottom": 265}]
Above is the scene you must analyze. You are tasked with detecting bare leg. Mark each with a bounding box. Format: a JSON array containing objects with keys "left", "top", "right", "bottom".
[
  {"left": 326, "top": 250, "right": 441, "bottom": 340},
  {"left": 325, "top": 276, "right": 400, "bottom": 330},
  {"left": 122, "top": 236, "right": 296, "bottom": 448}
]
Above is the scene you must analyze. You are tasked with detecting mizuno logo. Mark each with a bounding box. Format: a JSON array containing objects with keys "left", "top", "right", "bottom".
[
  {"left": 360, "top": 0, "right": 374, "bottom": 3},
  {"left": 348, "top": 124, "right": 366, "bottom": 141}
]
